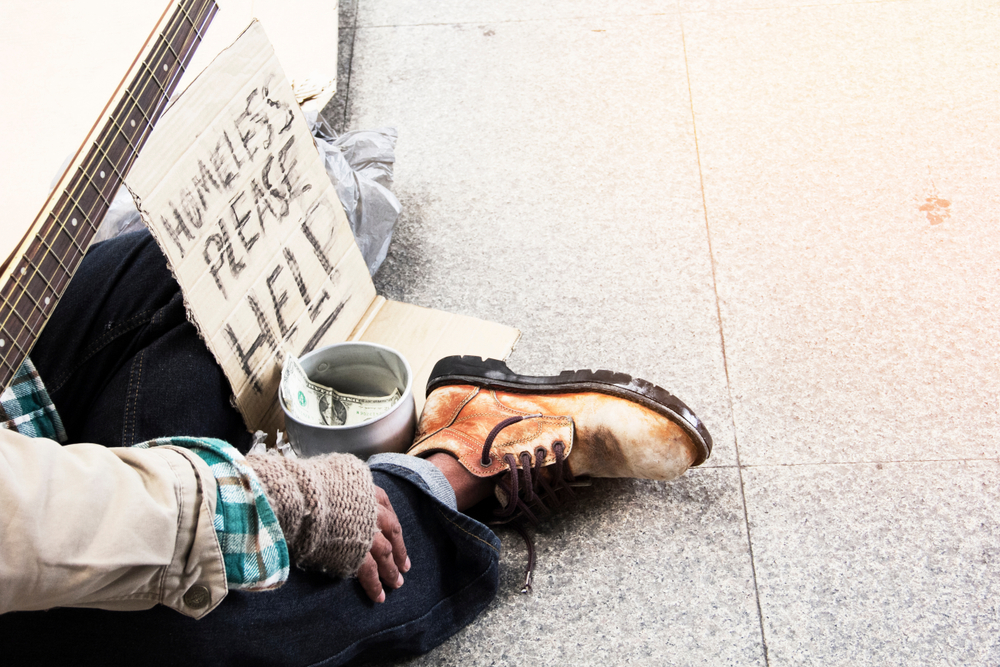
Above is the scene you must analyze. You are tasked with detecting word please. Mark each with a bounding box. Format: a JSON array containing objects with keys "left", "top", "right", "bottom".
[{"left": 153, "top": 82, "right": 312, "bottom": 296}]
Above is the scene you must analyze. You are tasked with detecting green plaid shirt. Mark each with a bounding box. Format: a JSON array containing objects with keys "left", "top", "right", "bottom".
[
  {"left": 135, "top": 437, "right": 290, "bottom": 591},
  {"left": 0, "top": 358, "right": 67, "bottom": 442},
  {"left": 1, "top": 359, "right": 290, "bottom": 592}
]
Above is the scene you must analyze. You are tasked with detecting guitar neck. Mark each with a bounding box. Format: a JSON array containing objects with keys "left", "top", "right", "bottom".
[{"left": 0, "top": 0, "right": 217, "bottom": 391}]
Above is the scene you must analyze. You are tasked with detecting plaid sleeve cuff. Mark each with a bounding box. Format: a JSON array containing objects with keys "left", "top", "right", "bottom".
[
  {"left": 0, "top": 358, "right": 67, "bottom": 443},
  {"left": 135, "top": 437, "right": 291, "bottom": 592}
]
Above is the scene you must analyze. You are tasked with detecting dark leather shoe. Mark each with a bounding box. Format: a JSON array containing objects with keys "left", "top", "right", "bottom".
[{"left": 408, "top": 356, "right": 712, "bottom": 519}]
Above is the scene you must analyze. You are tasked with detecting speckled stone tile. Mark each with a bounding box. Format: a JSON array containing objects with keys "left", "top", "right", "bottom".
[
  {"left": 744, "top": 460, "right": 1000, "bottom": 666},
  {"left": 358, "top": 0, "right": 676, "bottom": 28},
  {"left": 683, "top": 0, "right": 1000, "bottom": 465},
  {"left": 377, "top": 469, "right": 764, "bottom": 666},
  {"left": 350, "top": 15, "right": 735, "bottom": 466}
]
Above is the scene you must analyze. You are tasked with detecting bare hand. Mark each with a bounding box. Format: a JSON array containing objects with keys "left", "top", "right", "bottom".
[{"left": 356, "top": 485, "right": 410, "bottom": 603}]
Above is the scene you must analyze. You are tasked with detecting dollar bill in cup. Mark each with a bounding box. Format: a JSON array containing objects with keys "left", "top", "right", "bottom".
[{"left": 281, "top": 356, "right": 401, "bottom": 427}]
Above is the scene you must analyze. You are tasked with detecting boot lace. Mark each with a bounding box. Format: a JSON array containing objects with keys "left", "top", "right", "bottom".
[{"left": 480, "top": 414, "right": 586, "bottom": 592}]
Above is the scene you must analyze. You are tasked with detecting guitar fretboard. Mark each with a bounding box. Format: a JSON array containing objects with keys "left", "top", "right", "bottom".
[{"left": 0, "top": 0, "right": 217, "bottom": 390}]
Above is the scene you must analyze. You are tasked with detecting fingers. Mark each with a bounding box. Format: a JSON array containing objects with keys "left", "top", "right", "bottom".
[
  {"left": 371, "top": 532, "right": 403, "bottom": 593},
  {"left": 357, "top": 485, "right": 411, "bottom": 604},
  {"left": 375, "top": 487, "right": 410, "bottom": 575},
  {"left": 356, "top": 553, "right": 384, "bottom": 603}
]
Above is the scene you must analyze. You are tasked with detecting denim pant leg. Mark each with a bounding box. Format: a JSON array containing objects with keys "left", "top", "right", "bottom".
[
  {"left": 7, "top": 230, "right": 502, "bottom": 664},
  {"left": 30, "top": 229, "right": 252, "bottom": 451},
  {"left": 2, "top": 465, "right": 502, "bottom": 666}
]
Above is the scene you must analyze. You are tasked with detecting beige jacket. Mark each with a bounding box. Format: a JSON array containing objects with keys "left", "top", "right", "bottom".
[{"left": 0, "top": 428, "right": 227, "bottom": 619}]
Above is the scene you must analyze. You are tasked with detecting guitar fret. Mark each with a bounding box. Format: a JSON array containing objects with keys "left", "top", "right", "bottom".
[
  {"left": 7, "top": 297, "right": 32, "bottom": 331},
  {"left": 62, "top": 136, "right": 130, "bottom": 232},
  {"left": 35, "top": 237, "right": 72, "bottom": 292},
  {"left": 33, "top": 235, "right": 81, "bottom": 304},
  {"left": 179, "top": 2, "right": 209, "bottom": 41},
  {"left": 107, "top": 116, "right": 140, "bottom": 154},
  {"left": 7, "top": 318, "right": 30, "bottom": 349},
  {"left": 113, "top": 102, "right": 148, "bottom": 148},
  {"left": 21, "top": 257, "right": 59, "bottom": 326},
  {"left": 49, "top": 194, "right": 89, "bottom": 256},
  {"left": 0, "top": 249, "right": 69, "bottom": 368},
  {"left": 0, "top": 356, "right": 18, "bottom": 376},
  {"left": 95, "top": 159, "right": 124, "bottom": 203},
  {"left": 110, "top": 89, "right": 157, "bottom": 163},
  {"left": 39, "top": 217, "right": 73, "bottom": 256},
  {"left": 162, "top": 32, "right": 184, "bottom": 69},
  {"left": 64, "top": 190, "right": 100, "bottom": 232},
  {"left": 0, "top": 298, "right": 25, "bottom": 330},
  {"left": 88, "top": 22, "right": 197, "bottom": 214},
  {"left": 0, "top": 336, "right": 21, "bottom": 374},
  {"left": 83, "top": 168, "right": 115, "bottom": 208},
  {"left": 40, "top": 238, "right": 76, "bottom": 298},
  {"left": 20, "top": 278, "right": 43, "bottom": 310},
  {"left": 94, "top": 107, "right": 140, "bottom": 178},
  {"left": 140, "top": 61, "right": 169, "bottom": 97},
  {"left": 100, "top": 135, "right": 137, "bottom": 191},
  {"left": 14, "top": 323, "right": 35, "bottom": 358},
  {"left": 30, "top": 257, "right": 59, "bottom": 295},
  {"left": 168, "top": 2, "right": 208, "bottom": 65},
  {"left": 94, "top": 143, "right": 128, "bottom": 184},
  {"left": 63, "top": 162, "right": 112, "bottom": 227},
  {"left": 56, "top": 184, "right": 98, "bottom": 241},
  {"left": 61, "top": 221, "right": 87, "bottom": 256},
  {"left": 22, "top": 289, "right": 48, "bottom": 318},
  {"left": 123, "top": 89, "right": 155, "bottom": 128},
  {"left": 0, "top": 291, "right": 33, "bottom": 360},
  {"left": 82, "top": 152, "right": 114, "bottom": 202}
]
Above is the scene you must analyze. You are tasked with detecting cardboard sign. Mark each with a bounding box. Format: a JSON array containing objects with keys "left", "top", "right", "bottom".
[{"left": 128, "top": 22, "right": 519, "bottom": 434}]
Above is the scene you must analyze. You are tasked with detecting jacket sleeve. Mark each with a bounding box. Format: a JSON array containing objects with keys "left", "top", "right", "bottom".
[{"left": 0, "top": 429, "right": 227, "bottom": 619}]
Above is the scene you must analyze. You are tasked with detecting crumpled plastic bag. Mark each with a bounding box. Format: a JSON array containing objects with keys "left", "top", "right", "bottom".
[
  {"left": 94, "top": 112, "right": 402, "bottom": 276},
  {"left": 93, "top": 185, "right": 146, "bottom": 244},
  {"left": 306, "top": 111, "right": 402, "bottom": 275}
]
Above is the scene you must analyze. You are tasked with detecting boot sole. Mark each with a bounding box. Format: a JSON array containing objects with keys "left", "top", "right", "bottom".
[{"left": 427, "top": 356, "right": 712, "bottom": 466}]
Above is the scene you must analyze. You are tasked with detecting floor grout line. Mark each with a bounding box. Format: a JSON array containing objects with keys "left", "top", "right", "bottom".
[
  {"left": 340, "top": 1, "right": 361, "bottom": 131},
  {"left": 677, "top": 5, "right": 770, "bottom": 665},
  {"left": 691, "top": 456, "right": 1000, "bottom": 470}
]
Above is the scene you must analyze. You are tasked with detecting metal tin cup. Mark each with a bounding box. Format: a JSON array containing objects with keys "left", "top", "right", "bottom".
[{"left": 281, "top": 342, "right": 416, "bottom": 459}]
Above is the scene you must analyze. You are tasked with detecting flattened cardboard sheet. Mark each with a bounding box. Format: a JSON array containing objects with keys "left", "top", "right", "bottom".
[
  {"left": 350, "top": 298, "right": 523, "bottom": 415},
  {"left": 127, "top": 22, "right": 519, "bottom": 435}
]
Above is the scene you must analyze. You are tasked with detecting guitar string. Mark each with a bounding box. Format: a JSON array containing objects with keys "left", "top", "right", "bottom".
[
  {"left": 95, "top": 10, "right": 193, "bottom": 187},
  {"left": 41, "top": 0, "right": 214, "bottom": 262},
  {"left": 0, "top": 0, "right": 216, "bottom": 377},
  {"left": 31, "top": 4, "right": 208, "bottom": 273},
  {"left": 9, "top": 1, "right": 214, "bottom": 293},
  {"left": 91, "top": 15, "right": 193, "bottom": 190},
  {"left": 4, "top": 1, "right": 211, "bottom": 335}
]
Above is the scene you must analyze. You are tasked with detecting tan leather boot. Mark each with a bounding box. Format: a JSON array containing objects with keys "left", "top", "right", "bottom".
[{"left": 408, "top": 356, "right": 712, "bottom": 521}]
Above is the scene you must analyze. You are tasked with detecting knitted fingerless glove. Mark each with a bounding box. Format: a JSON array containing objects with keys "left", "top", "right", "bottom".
[{"left": 246, "top": 452, "right": 378, "bottom": 578}]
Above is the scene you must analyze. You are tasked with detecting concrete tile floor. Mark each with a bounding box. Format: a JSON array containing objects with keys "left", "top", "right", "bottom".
[{"left": 326, "top": 0, "right": 999, "bottom": 664}]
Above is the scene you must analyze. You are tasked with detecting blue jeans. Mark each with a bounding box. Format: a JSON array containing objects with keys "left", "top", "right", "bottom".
[{"left": 1, "top": 231, "right": 501, "bottom": 666}]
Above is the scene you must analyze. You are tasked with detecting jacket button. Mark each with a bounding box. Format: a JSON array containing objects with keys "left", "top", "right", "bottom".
[{"left": 183, "top": 585, "right": 211, "bottom": 609}]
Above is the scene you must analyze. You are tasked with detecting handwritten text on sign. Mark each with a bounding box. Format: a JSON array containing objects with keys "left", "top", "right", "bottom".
[{"left": 128, "top": 22, "right": 375, "bottom": 431}]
